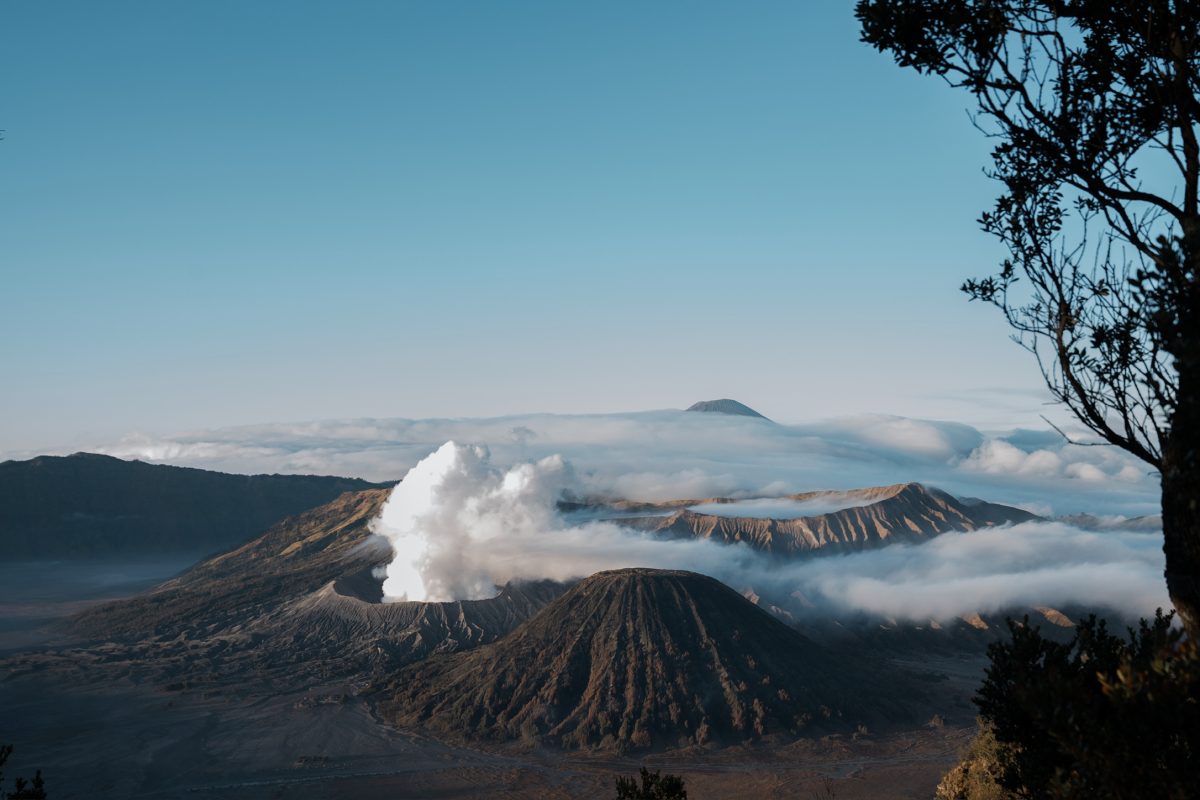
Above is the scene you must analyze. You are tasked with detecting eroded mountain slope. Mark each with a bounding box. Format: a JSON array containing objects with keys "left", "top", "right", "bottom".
[
  {"left": 614, "top": 483, "right": 1036, "bottom": 555},
  {"left": 381, "top": 568, "right": 921, "bottom": 750}
]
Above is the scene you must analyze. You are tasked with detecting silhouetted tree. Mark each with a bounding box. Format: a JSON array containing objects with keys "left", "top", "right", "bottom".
[
  {"left": 0, "top": 746, "right": 46, "bottom": 800},
  {"left": 615, "top": 767, "right": 687, "bottom": 800},
  {"left": 7, "top": 772, "right": 46, "bottom": 800},
  {"left": 857, "top": 0, "right": 1200, "bottom": 631}
]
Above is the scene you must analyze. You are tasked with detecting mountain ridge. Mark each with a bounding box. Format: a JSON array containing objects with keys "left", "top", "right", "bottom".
[
  {"left": 0, "top": 452, "right": 388, "bottom": 557},
  {"left": 603, "top": 482, "right": 1037, "bottom": 556},
  {"left": 69, "top": 487, "right": 394, "bottom": 639}
]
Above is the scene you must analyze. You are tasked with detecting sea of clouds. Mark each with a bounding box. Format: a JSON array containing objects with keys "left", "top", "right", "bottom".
[
  {"left": 81, "top": 409, "right": 1159, "bottom": 517},
  {"left": 55, "top": 408, "right": 1168, "bottom": 620}
]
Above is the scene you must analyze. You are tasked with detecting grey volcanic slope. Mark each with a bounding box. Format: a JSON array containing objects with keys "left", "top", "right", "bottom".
[
  {"left": 685, "top": 398, "right": 768, "bottom": 418},
  {"left": 70, "top": 488, "right": 396, "bottom": 639},
  {"left": 381, "top": 568, "right": 918, "bottom": 751},
  {"left": 0, "top": 452, "right": 386, "bottom": 557},
  {"left": 61, "top": 488, "right": 567, "bottom": 687},
  {"left": 617, "top": 483, "right": 1037, "bottom": 556},
  {"left": 238, "top": 576, "right": 568, "bottom": 682}
]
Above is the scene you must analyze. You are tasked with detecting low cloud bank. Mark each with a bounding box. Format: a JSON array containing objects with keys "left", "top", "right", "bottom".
[
  {"left": 75, "top": 409, "right": 1160, "bottom": 517},
  {"left": 784, "top": 522, "right": 1168, "bottom": 620},
  {"left": 370, "top": 442, "right": 1168, "bottom": 621}
]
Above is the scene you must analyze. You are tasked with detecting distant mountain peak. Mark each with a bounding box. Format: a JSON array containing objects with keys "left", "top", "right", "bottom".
[{"left": 685, "top": 399, "right": 768, "bottom": 419}]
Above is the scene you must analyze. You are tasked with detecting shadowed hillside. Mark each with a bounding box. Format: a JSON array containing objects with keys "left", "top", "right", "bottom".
[
  {"left": 0, "top": 452, "right": 387, "bottom": 557},
  {"left": 70, "top": 488, "right": 394, "bottom": 639}
]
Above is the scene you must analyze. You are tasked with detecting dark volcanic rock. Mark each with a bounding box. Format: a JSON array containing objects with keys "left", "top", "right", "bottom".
[
  {"left": 0, "top": 452, "right": 387, "bottom": 557},
  {"left": 382, "top": 568, "right": 918, "bottom": 750},
  {"left": 254, "top": 575, "right": 569, "bottom": 678},
  {"left": 685, "top": 399, "right": 768, "bottom": 418}
]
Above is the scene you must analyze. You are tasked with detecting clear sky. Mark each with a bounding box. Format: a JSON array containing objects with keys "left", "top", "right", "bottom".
[{"left": 0, "top": 1, "right": 1052, "bottom": 455}]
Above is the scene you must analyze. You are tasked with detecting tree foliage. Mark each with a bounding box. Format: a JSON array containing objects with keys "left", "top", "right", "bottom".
[
  {"left": 0, "top": 746, "right": 46, "bottom": 800},
  {"left": 967, "top": 612, "right": 1200, "bottom": 799},
  {"left": 857, "top": 0, "right": 1200, "bottom": 629},
  {"left": 935, "top": 722, "right": 1017, "bottom": 800},
  {"left": 614, "top": 767, "right": 687, "bottom": 800}
]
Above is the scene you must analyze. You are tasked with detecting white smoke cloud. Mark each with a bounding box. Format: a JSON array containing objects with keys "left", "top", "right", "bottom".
[
  {"left": 369, "top": 442, "right": 1168, "bottom": 621},
  {"left": 372, "top": 442, "right": 575, "bottom": 601},
  {"left": 370, "top": 441, "right": 762, "bottom": 602}
]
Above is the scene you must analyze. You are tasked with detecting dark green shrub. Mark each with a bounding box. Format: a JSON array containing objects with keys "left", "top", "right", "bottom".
[
  {"left": 972, "top": 611, "right": 1199, "bottom": 799},
  {"left": 615, "top": 766, "right": 687, "bottom": 799}
]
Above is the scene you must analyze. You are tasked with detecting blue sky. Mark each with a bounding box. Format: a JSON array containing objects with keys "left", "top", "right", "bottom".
[{"left": 0, "top": 1, "right": 1050, "bottom": 454}]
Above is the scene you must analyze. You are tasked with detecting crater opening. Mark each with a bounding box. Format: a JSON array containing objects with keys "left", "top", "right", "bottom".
[{"left": 332, "top": 565, "right": 386, "bottom": 603}]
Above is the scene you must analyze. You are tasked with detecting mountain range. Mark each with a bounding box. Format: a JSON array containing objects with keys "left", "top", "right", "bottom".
[{"left": 7, "top": 457, "right": 1074, "bottom": 755}]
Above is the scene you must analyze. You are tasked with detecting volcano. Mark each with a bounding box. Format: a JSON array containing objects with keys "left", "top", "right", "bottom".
[
  {"left": 67, "top": 488, "right": 568, "bottom": 686},
  {"left": 685, "top": 398, "right": 768, "bottom": 418},
  {"left": 381, "top": 568, "right": 919, "bottom": 750},
  {"left": 70, "top": 488, "right": 396, "bottom": 639},
  {"left": 613, "top": 482, "right": 1036, "bottom": 556}
]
